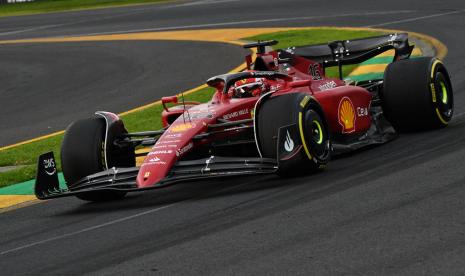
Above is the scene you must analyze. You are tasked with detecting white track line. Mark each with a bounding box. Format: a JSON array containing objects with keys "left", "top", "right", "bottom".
[
  {"left": 0, "top": 204, "right": 175, "bottom": 255},
  {"left": 63, "top": 10, "right": 417, "bottom": 37},
  {"left": 164, "top": 0, "right": 241, "bottom": 8},
  {"left": 0, "top": 176, "right": 272, "bottom": 255},
  {"left": 0, "top": 24, "right": 61, "bottom": 36},
  {"left": 367, "top": 9, "right": 465, "bottom": 27},
  {"left": 0, "top": 10, "right": 416, "bottom": 38}
]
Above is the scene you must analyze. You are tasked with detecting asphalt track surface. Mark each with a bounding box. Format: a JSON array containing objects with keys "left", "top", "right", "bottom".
[
  {"left": 0, "top": 40, "right": 247, "bottom": 145},
  {"left": 1, "top": 0, "right": 465, "bottom": 275}
]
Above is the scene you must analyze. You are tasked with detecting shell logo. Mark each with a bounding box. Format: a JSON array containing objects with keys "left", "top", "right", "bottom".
[
  {"left": 170, "top": 122, "right": 195, "bottom": 133},
  {"left": 338, "top": 97, "right": 356, "bottom": 133}
]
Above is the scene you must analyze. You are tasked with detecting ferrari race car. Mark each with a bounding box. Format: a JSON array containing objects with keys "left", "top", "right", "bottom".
[{"left": 35, "top": 33, "right": 454, "bottom": 202}]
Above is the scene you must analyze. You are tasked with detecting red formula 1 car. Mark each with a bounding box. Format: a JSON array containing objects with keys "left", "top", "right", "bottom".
[{"left": 35, "top": 33, "right": 454, "bottom": 201}]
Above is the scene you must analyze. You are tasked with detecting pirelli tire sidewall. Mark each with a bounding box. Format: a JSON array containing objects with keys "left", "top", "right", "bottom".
[
  {"left": 255, "top": 92, "right": 331, "bottom": 174},
  {"left": 382, "top": 57, "right": 454, "bottom": 131},
  {"left": 61, "top": 117, "right": 127, "bottom": 202},
  {"left": 300, "top": 102, "right": 331, "bottom": 166}
]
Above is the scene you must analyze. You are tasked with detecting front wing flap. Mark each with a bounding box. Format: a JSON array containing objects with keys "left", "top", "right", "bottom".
[{"left": 35, "top": 153, "right": 277, "bottom": 200}]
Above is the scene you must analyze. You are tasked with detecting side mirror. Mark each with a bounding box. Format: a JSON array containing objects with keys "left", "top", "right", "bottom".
[{"left": 162, "top": 96, "right": 178, "bottom": 111}]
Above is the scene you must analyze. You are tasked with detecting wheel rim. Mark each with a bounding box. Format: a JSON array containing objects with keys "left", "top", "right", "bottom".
[
  {"left": 303, "top": 109, "right": 329, "bottom": 160},
  {"left": 312, "top": 120, "right": 324, "bottom": 145},
  {"left": 435, "top": 72, "right": 453, "bottom": 121},
  {"left": 439, "top": 80, "right": 448, "bottom": 105}
]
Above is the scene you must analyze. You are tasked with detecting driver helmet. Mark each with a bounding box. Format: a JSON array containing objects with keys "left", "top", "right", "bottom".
[{"left": 232, "top": 78, "right": 267, "bottom": 98}]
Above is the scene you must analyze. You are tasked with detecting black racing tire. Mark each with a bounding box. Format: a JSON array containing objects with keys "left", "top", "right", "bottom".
[
  {"left": 255, "top": 92, "right": 331, "bottom": 174},
  {"left": 61, "top": 117, "right": 127, "bottom": 202},
  {"left": 382, "top": 57, "right": 453, "bottom": 131}
]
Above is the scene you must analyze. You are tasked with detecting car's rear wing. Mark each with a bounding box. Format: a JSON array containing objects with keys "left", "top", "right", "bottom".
[
  {"left": 292, "top": 33, "right": 413, "bottom": 65},
  {"left": 282, "top": 33, "right": 414, "bottom": 79}
]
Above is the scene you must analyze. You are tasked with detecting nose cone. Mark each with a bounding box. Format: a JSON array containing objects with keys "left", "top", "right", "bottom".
[{"left": 137, "top": 162, "right": 170, "bottom": 188}]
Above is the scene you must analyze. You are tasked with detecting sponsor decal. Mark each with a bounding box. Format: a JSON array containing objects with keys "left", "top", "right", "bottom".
[
  {"left": 152, "top": 144, "right": 178, "bottom": 149},
  {"left": 149, "top": 157, "right": 160, "bottom": 162},
  {"left": 164, "top": 133, "right": 182, "bottom": 138},
  {"left": 147, "top": 156, "right": 167, "bottom": 165},
  {"left": 318, "top": 81, "right": 337, "bottom": 91},
  {"left": 252, "top": 71, "right": 276, "bottom": 77},
  {"left": 43, "top": 158, "right": 56, "bottom": 176},
  {"left": 338, "top": 97, "right": 356, "bottom": 133},
  {"left": 153, "top": 145, "right": 167, "bottom": 149},
  {"left": 175, "top": 142, "right": 193, "bottom": 157},
  {"left": 300, "top": 95, "right": 310, "bottom": 108},
  {"left": 308, "top": 64, "right": 322, "bottom": 80},
  {"left": 190, "top": 112, "right": 214, "bottom": 119},
  {"left": 357, "top": 107, "right": 369, "bottom": 117},
  {"left": 148, "top": 150, "right": 173, "bottom": 155},
  {"left": 237, "top": 79, "right": 248, "bottom": 85},
  {"left": 156, "top": 139, "right": 181, "bottom": 145},
  {"left": 284, "top": 131, "right": 294, "bottom": 152},
  {"left": 170, "top": 122, "right": 195, "bottom": 133},
  {"left": 223, "top": 108, "right": 249, "bottom": 120}
]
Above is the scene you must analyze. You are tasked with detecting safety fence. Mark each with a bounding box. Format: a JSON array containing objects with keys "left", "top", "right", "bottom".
[{"left": 0, "top": 0, "right": 35, "bottom": 4}]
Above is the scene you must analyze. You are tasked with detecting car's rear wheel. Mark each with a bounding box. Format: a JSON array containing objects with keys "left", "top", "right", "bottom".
[
  {"left": 255, "top": 93, "right": 331, "bottom": 174},
  {"left": 61, "top": 117, "right": 128, "bottom": 202},
  {"left": 382, "top": 57, "right": 453, "bottom": 131}
]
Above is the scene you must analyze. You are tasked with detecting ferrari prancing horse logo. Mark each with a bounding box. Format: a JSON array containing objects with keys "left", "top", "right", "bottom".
[{"left": 338, "top": 97, "right": 356, "bottom": 133}]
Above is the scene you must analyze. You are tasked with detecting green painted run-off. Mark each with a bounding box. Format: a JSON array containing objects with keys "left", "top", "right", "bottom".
[{"left": 0, "top": 173, "right": 66, "bottom": 195}]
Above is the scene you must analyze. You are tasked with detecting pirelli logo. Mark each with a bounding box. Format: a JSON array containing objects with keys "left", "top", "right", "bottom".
[
  {"left": 430, "top": 83, "right": 437, "bottom": 103},
  {"left": 300, "top": 95, "right": 310, "bottom": 108}
]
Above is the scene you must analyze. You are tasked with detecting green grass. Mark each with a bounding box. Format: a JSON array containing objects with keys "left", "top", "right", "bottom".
[
  {"left": 245, "top": 28, "right": 385, "bottom": 79},
  {"left": 0, "top": 28, "right": 386, "bottom": 189},
  {"left": 0, "top": 0, "right": 168, "bottom": 17},
  {"left": 245, "top": 29, "right": 384, "bottom": 49},
  {"left": 0, "top": 134, "right": 63, "bottom": 187}
]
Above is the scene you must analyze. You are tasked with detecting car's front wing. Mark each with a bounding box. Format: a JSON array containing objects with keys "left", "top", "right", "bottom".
[{"left": 35, "top": 152, "right": 278, "bottom": 200}]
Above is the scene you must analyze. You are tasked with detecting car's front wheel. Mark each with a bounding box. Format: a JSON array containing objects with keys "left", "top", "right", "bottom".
[
  {"left": 61, "top": 117, "right": 128, "bottom": 202},
  {"left": 255, "top": 92, "right": 331, "bottom": 175}
]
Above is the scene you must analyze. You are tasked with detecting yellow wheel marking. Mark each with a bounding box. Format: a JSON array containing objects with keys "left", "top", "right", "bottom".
[
  {"left": 440, "top": 81, "right": 448, "bottom": 104},
  {"left": 431, "top": 59, "right": 442, "bottom": 78},
  {"left": 313, "top": 120, "right": 324, "bottom": 144},
  {"left": 435, "top": 108, "right": 449, "bottom": 125},
  {"left": 298, "top": 112, "right": 312, "bottom": 160}
]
